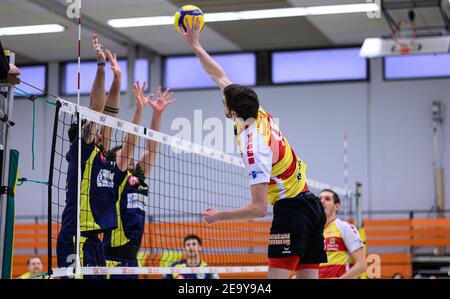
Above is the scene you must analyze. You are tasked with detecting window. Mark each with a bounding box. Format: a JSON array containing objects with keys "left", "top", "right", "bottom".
[
  {"left": 135, "top": 58, "right": 149, "bottom": 86},
  {"left": 16, "top": 65, "right": 46, "bottom": 95},
  {"left": 164, "top": 53, "right": 256, "bottom": 89},
  {"left": 272, "top": 48, "right": 367, "bottom": 83},
  {"left": 62, "top": 59, "right": 149, "bottom": 95},
  {"left": 385, "top": 53, "right": 450, "bottom": 80}
]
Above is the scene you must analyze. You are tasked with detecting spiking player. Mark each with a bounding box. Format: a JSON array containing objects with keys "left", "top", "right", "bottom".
[{"left": 178, "top": 19, "right": 327, "bottom": 279}]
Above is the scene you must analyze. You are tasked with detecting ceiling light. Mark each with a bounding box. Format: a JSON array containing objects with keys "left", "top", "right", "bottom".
[
  {"left": 306, "top": 3, "right": 380, "bottom": 15},
  {"left": 107, "top": 16, "right": 173, "bottom": 28},
  {"left": 0, "top": 24, "right": 65, "bottom": 36},
  {"left": 204, "top": 12, "right": 240, "bottom": 23},
  {"left": 108, "top": 3, "right": 380, "bottom": 28},
  {"left": 239, "top": 7, "right": 308, "bottom": 20}
]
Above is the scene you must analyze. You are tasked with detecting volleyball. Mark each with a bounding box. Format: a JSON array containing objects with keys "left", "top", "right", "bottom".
[{"left": 174, "top": 5, "right": 205, "bottom": 32}]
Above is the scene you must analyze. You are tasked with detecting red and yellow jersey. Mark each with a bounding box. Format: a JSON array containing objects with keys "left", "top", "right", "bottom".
[
  {"left": 235, "top": 107, "right": 307, "bottom": 205},
  {"left": 320, "top": 218, "right": 365, "bottom": 279}
]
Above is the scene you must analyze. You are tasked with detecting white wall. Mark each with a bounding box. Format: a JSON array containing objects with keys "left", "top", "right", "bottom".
[{"left": 9, "top": 58, "right": 450, "bottom": 217}]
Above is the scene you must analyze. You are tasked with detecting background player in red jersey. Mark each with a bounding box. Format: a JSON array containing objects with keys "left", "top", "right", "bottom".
[{"left": 319, "top": 189, "right": 367, "bottom": 279}]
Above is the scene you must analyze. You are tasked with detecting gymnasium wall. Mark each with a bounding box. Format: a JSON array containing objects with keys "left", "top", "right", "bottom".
[{"left": 9, "top": 58, "right": 450, "bottom": 217}]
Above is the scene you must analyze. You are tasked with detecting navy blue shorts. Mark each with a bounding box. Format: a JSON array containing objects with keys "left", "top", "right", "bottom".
[{"left": 56, "top": 231, "right": 106, "bottom": 279}]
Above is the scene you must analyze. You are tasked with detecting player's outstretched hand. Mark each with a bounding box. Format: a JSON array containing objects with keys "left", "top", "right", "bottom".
[
  {"left": 8, "top": 64, "right": 21, "bottom": 77},
  {"left": 133, "top": 80, "right": 152, "bottom": 112},
  {"left": 149, "top": 86, "right": 175, "bottom": 114},
  {"left": 178, "top": 16, "right": 201, "bottom": 49},
  {"left": 92, "top": 33, "right": 106, "bottom": 63},
  {"left": 105, "top": 49, "right": 121, "bottom": 79},
  {"left": 204, "top": 207, "right": 220, "bottom": 224}
]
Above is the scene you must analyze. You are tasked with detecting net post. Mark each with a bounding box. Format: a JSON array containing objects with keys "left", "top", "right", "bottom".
[
  {"left": 0, "top": 50, "right": 16, "bottom": 278},
  {"left": 47, "top": 100, "right": 61, "bottom": 276}
]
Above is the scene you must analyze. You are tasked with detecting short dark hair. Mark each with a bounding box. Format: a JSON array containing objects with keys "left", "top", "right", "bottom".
[
  {"left": 108, "top": 145, "right": 123, "bottom": 158},
  {"left": 321, "top": 189, "right": 341, "bottom": 204},
  {"left": 27, "top": 256, "right": 42, "bottom": 266},
  {"left": 183, "top": 234, "right": 202, "bottom": 246},
  {"left": 223, "top": 84, "right": 259, "bottom": 120}
]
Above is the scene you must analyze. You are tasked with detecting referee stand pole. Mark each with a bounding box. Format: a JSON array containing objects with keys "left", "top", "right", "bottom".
[
  {"left": 432, "top": 102, "right": 446, "bottom": 255},
  {"left": 0, "top": 50, "right": 18, "bottom": 278},
  {"left": 354, "top": 182, "right": 362, "bottom": 230},
  {"left": 353, "top": 182, "right": 368, "bottom": 279}
]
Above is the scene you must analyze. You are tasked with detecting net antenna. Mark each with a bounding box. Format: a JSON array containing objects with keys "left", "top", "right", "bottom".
[
  {"left": 75, "top": 0, "right": 83, "bottom": 278},
  {"left": 360, "top": 0, "right": 450, "bottom": 58}
]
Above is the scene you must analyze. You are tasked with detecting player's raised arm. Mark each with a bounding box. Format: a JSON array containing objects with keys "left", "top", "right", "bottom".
[
  {"left": 101, "top": 49, "right": 122, "bottom": 150},
  {"left": 104, "top": 48, "right": 121, "bottom": 117},
  {"left": 115, "top": 81, "right": 149, "bottom": 172},
  {"left": 139, "top": 86, "right": 175, "bottom": 178},
  {"left": 83, "top": 34, "right": 107, "bottom": 145},
  {"left": 90, "top": 34, "right": 106, "bottom": 113},
  {"left": 178, "top": 18, "right": 232, "bottom": 91}
]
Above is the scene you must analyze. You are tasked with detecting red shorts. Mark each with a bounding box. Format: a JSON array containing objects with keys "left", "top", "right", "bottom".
[{"left": 269, "top": 256, "right": 319, "bottom": 271}]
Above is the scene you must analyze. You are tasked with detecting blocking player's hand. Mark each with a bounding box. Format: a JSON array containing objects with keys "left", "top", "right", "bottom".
[
  {"left": 178, "top": 16, "right": 201, "bottom": 48},
  {"left": 92, "top": 33, "right": 106, "bottom": 63},
  {"left": 133, "top": 80, "right": 152, "bottom": 112},
  {"left": 203, "top": 207, "right": 220, "bottom": 224},
  {"left": 8, "top": 64, "right": 21, "bottom": 76},
  {"left": 105, "top": 48, "right": 121, "bottom": 79},
  {"left": 149, "top": 86, "right": 175, "bottom": 114}
]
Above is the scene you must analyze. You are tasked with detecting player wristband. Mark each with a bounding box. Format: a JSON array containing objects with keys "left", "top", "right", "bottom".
[{"left": 97, "top": 61, "right": 106, "bottom": 66}]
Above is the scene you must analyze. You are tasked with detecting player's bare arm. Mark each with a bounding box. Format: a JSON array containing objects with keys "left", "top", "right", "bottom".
[
  {"left": 139, "top": 86, "right": 175, "bottom": 178},
  {"left": 83, "top": 34, "right": 108, "bottom": 145},
  {"left": 8, "top": 64, "right": 21, "bottom": 76},
  {"left": 104, "top": 48, "right": 122, "bottom": 117},
  {"left": 90, "top": 33, "right": 106, "bottom": 113},
  {"left": 339, "top": 248, "right": 367, "bottom": 279},
  {"left": 204, "top": 183, "right": 268, "bottom": 224},
  {"left": 116, "top": 81, "right": 150, "bottom": 172},
  {"left": 100, "top": 48, "right": 122, "bottom": 150},
  {"left": 179, "top": 17, "right": 232, "bottom": 91}
]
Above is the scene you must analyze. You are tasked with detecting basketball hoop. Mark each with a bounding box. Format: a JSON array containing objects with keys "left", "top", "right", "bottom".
[
  {"left": 389, "top": 10, "right": 417, "bottom": 56},
  {"left": 400, "top": 45, "right": 410, "bottom": 55}
]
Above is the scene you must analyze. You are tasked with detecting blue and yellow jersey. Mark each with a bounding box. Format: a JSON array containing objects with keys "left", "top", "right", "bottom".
[
  {"left": 104, "top": 171, "right": 148, "bottom": 259},
  {"left": 163, "top": 260, "right": 219, "bottom": 279},
  {"left": 235, "top": 107, "right": 308, "bottom": 205},
  {"left": 61, "top": 138, "right": 127, "bottom": 234},
  {"left": 17, "top": 272, "right": 49, "bottom": 279}
]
